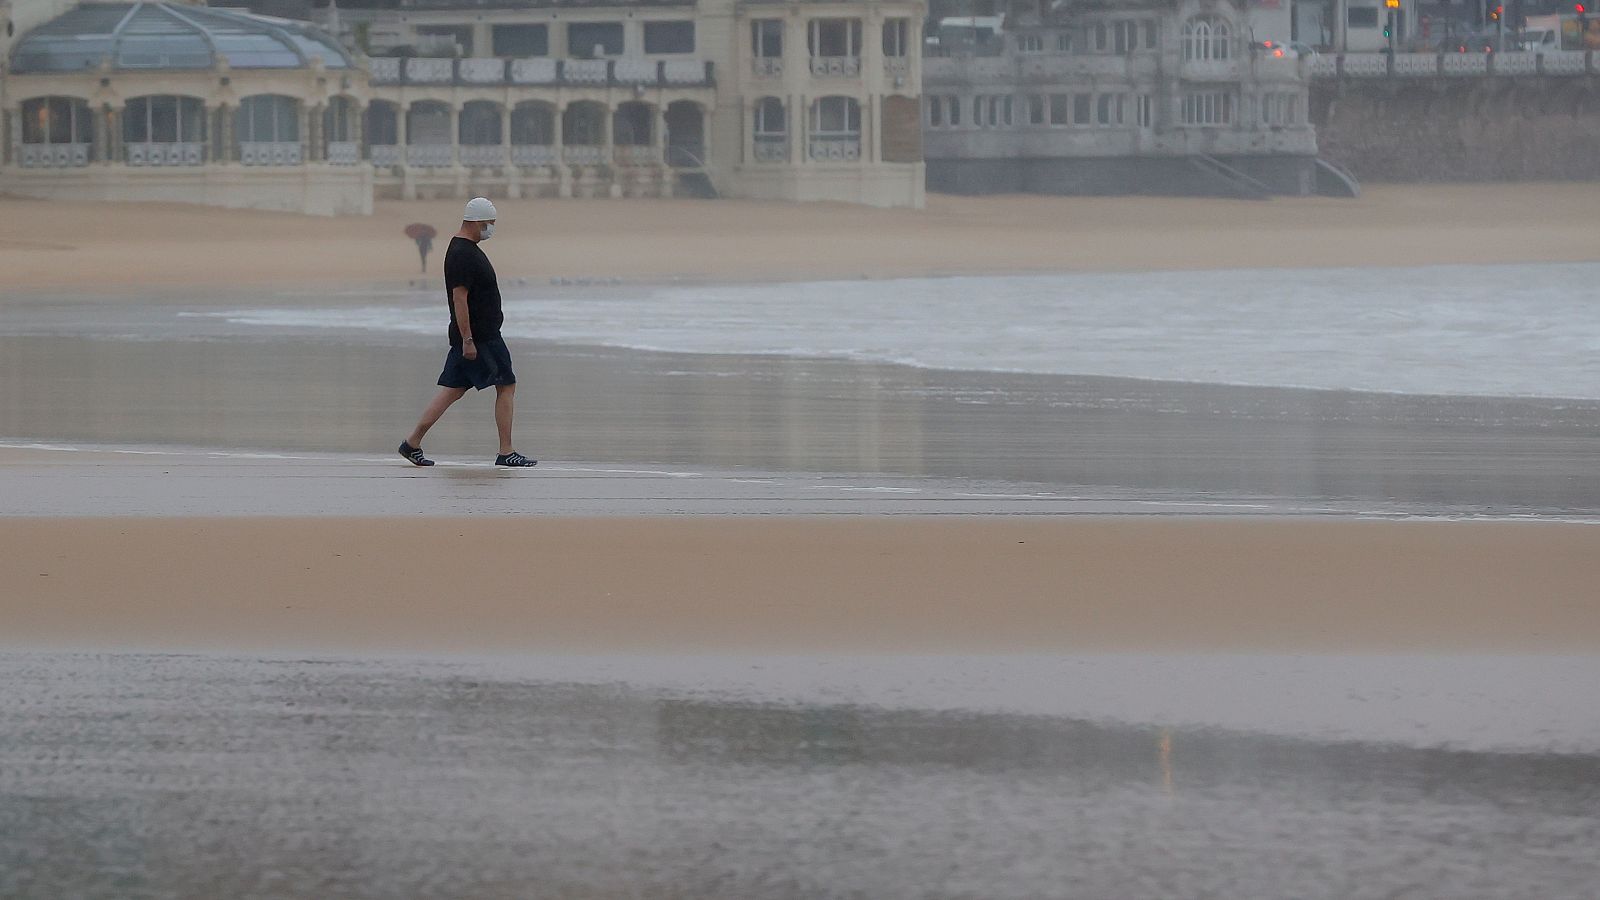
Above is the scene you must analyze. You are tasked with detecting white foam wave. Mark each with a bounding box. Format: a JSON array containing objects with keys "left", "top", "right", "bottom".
[{"left": 194, "top": 264, "right": 1600, "bottom": 399}]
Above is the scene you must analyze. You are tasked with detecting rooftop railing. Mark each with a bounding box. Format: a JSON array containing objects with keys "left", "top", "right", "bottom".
[
  {"left": 367, "top": 56, "right": 714, "bottom": 87},
  {"left": 1312, "top": 49, "right": 1600, "bottom": 78}
]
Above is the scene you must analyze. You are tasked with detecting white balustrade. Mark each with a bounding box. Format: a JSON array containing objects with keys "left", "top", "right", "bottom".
[
  {"left": 663, "top": 59, "right": 707, "bottom": 84},
  {"left": 511, "top": 58, "right": 559, "bottom": 84},
  {"left": 369, "top": 144, "right": 401, "bottom": 166},
  {"left": 752, "top": 57, "right": 782, "bottom": 77},
  {"left": 405, "top": 57, "right": 455, "bottom": 83},
  {"left": 1392, "top": 53, "right": 1437, "bottom": 76},
  {"left": 562, "top": 145, "right": 604, "bottom": 164},
  {"left": 564, "top": 59, "right": 609, "bottom": 84},
  {"left": 1495, "top": 51, "right": 1538, "bottom": 75},
  {"left": 613, "top": 145, "right": 658, "bottom": 165},
  {"left": 126, "top": 142, "right": 203, "bottom": 166},
  {"left": 368, "top": 57, "right": 402, "bottom": 83},
  {"left": 753, "top": 137, "right": 788, "bottom": 162},
  {"left": 884, "top": 57, "right": 911, "bottom": 78},
  {"left": 458, "top": 144, "right": 506, "bottom": 167},
  {"left": 511, "top": 144, "right": 556, "bottom": 166},
  {"left": 458, "top": 58, "right": 506, "bottom": 84},
  {"left": 613, "top": 58, "right": 656, "bottom": 83},
  {"left": 808, "top": 137, "right": 860, "bottom": 161},
  {"left": 326, "top": 141, "right": 359, "bottom": 165},
  {"left": 1310, "top": 55, "right": 1340, "bottom": 77},
  {"left": 1543, "top": 50, "right": 1589, "bottom": 74},
  {"left": 406, "top": 143, "right": 455, "bottom": 167},
  {"left": 1341, "top": 53, "right": 1391, "bottom": 76},
  {"left": 239, "top": 141, "right": 302, "bottom": 166},
  {"left": 810, "top": 56, "right": 861, "bottom": 77},
  {"left": 20, "top": 143, "right": 90, "bottom": 168},
  {"left": 1442, "top": 53, "right": 1488, "bottom": 75}
]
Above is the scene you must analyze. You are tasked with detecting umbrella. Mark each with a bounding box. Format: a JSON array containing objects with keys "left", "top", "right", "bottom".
[{"left": 406, "top": 223, "right": 438, "bottom": 273}]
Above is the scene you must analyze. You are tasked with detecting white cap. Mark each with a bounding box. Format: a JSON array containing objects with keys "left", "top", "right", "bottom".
[{"left": 463, "top": 197, "right": 498, "bottom": 222}]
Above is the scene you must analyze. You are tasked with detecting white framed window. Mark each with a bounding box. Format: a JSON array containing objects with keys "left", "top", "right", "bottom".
[
  {"left": 1183, "top": 18, "right": 1232, "bottom": 61},
  {"left": 755, "top": 96, "right": 786, "bottom": 135},
  {"left": 882, "top": 18, "right": 910, "bottom": 57},
  {"left": 1260, "top": 93, "right": 1301, "bottom": 126},
  {"left": 1096, "top": 93, "right": 1124, "bottom": 126},
  {"left": 1094, "top": 23, "right": 1109, "bottom": 51},
  {"left": 1002, "top": 95, "right": 1014, "bottom": 127},
  {"left": 1029, "top": 95, "right": 1046, "bottom": 125},
  {"left": 809, "top": 18, "right": 862, "bottom": 58},
  {"left": 947, "top": 95, "right": 962, "bottom": 127},
  {"left": 1049, "top": 94, "right": 1070, "bottom": 126},
  {"left": 237, "top": 95, "right": 299, "bottom": 143},
  {"left": 1056, "top": 32, "right": 1073, "bottom": 52},
  {"left": 928, "top": 95, "right": 943, "bottom": 127},
  {"left": 1182, "top": 91, "right": 1235, "bottom": 126},
  {"left": 811, "top": 95, "right": 860, "bottom": 136},
  {"left": 1072, "top": 93, "right": 1092, "bottom": 126},
  {"left": 1018, "top": 33, "right": 1044, "bottom": 52},
  {"left": 1113, "top": 21, "right": 1138, "bottom": 54},
  {"left": 1143, "top": 21, "right": 1159, "bottom": 50},
  {"left": 753, "top": 19, "right": 783, "bottom": 57},
  {"left": 1137, "top": 93, "right": 1153, "bottom": 128}
]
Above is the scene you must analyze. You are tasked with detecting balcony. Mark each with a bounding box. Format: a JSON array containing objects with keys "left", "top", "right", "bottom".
[
  {"left": 753, "top": 134, "right": 789, "bottom": 162},
  {"left": 511, "top": 145, "right": 557, "bottom": 166},
  {"left": 808, "top": 135, "right": 861, "bottom": 162},
  {"left": 326, "top": 141, "right": 360, "bottom": 165},
  {"left": 458, "top": 145, "right": 506, "bottom": 167},
  {"left": 406, "top": 144, "right": 454, "bottom": 168},
  {"left": 239, "top": 142, "right": 302, "bottom": 166},
  {"left": 752, "top": 56, "right": 782, "bottom": 77},
  {"left": 126, "top": 142, "right": 203, "bottom": 166},
  {"left": 367, "top": 57, "right": 715, "bottom": 88},
  {"left": 369, "top": 144, "right": 401, "bottom": 167},
  {"left": 810, "top": 56, "right": 861, "bottom": 78},
  {"left": 19, "top": 143, "right": 90, "bottom": 168}
]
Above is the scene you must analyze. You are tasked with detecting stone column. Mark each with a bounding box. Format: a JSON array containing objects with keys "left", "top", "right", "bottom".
[
  {"left": 308, "top": 103, "right": 323, "bottom": 163},
  {"left": 554, "top": 103, "right": 571, "bottom": 198},
  {"left": 602, "top": 104, "right": 620, "bottom": 197},
  {"left": 300, "top": 103, "right": 313, "bottom": 164},
  {"left": 218, "top": 104, "right": 234, "bottom": 164},
  {"left": 351, "top": 103, "right": 365, "bottom": 159},
  {"left": 106, "top": 105, "right": 122, "bottom": 165},
  {"left": 794, "top": 94, "right": 806, "bottom": 166},
  {"left": 500, "top": 102, "right": 512, "bottom": 167},
  {"left": 400, "top": 102, "right": 415, "bottom": 199},
  {"left": 450, "top": 102, "right": 466, "bottom": 194}
]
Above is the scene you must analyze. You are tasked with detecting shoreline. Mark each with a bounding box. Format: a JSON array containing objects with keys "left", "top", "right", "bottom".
[{"left": 4, "top": 184, "right": 1599, "bottom": 291}]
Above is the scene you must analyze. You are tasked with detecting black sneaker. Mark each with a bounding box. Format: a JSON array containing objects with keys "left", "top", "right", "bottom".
[
  {"left": 495, "top": 451, "right": 537, "bottom": 467},
  {"left": 398, "top": 441, "right": 434, "bottom": 466}
]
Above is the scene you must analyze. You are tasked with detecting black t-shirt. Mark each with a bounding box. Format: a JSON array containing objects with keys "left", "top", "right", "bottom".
[{"left": 443, "top": 235, "right": 503, "bottom": 348}]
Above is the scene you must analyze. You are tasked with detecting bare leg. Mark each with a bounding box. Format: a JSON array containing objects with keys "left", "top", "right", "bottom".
[
  {"left": 494, "top": 383, "right": 516, "bottom": 455},
  {"left": 408, "top": 386, "right": 467, "bottom": 447}
]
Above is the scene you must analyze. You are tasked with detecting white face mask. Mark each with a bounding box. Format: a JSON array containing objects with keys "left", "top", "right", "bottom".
[{"left": 479, "top": 222, "right": 495, "bottom": 241}]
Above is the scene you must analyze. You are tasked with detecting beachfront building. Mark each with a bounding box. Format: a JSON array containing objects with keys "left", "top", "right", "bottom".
[
  {"left": 0, "top": 0, "right": 373, "bottom": 214},
  {"left": 923, "top": 0, "right": 1324, "bottom": 197},
  {"left": 0, "top": 0, "right": 927, "bottom": 212}
]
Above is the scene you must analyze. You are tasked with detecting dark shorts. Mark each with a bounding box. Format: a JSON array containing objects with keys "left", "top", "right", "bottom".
[{"left": 437, "top": 336, "right": 517, "bottom": 391}]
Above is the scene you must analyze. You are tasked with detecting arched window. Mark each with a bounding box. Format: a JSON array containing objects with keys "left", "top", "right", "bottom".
[
  {"left": 1182, "top": 17, "right": 1231, "bottom": 61},
  {"left": 459, "top": 101, "right": 502, "bottom": 146},
  {"left": 237, "top": 95, "right": 301, "bottom": 165},
  {"left": 510, "top": 103, "right": 556, "bottom": 165},
  {"left": 323, "top": 96, "right": 359, "bottom": 165},
  {"left": 123, "top": 95, "right": 205, "bottom": 166},
  {"left": 808, "top": 95, "right": 860, "bottom": 161},
  {"left": 753, "top": 97, "right": 786, "bottom": 162},
  {"left": 612, "top": 102, "right": 654, "bottom": 146},
  {"left": 20, "top": 97, "right": 94, "bottom": 167},
  {"left": 561, "top": 101, "right": 607, "bottom": 164}
]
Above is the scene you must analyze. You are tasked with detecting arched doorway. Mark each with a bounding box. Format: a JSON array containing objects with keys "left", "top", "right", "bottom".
[
  {"left": 458, "top": 100, "right": 504, "bottom": 166},
  {"left": 561, "top": 101, "right": 606, "bottom": 164},
  {"left": 406, "top": 100, "right": 453, "bottom": 167},
  {"left": 612, "top": 101, "right": 655, "bottom": 164},
  {"left": 511, "top": 102, "right": 556, "bottom": 165},
  {"left": 664, "top": 100, "right": 704, "bottom": 168}
]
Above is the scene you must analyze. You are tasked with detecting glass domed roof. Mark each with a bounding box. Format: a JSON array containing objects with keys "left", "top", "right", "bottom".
[{"left": 10, "top": 2, "right": 352, "bottom": 74}]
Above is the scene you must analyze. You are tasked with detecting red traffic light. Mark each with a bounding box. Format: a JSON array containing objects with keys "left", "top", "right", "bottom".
[{"left": 1577, "top": 3, "right": 1587, "bottom": 12}]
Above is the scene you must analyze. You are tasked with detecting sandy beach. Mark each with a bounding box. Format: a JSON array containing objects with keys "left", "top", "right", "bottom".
[{"left": 3, "top": 183, "right": 1600, "bottom": 291}]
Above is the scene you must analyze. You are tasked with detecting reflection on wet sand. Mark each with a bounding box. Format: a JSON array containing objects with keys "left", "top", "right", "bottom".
[
  {"left": 4, "top": 333, "right": 1599, "bottom": 514},
  {"left": 3, "top": 653, "right": 1597, "bottom": 900}
]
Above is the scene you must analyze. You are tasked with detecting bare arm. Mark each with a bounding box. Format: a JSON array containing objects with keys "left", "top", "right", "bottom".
[{"left": 452, "top": 285, "right": 476, "bottom": 359}]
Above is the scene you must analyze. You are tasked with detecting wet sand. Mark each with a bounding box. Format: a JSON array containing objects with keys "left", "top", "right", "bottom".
[
  {"left": 4, "top": 515, "right": 1598, "bottom": 656},
  {"left": 3, "top": 183, "right": 1600, "bottom": 291}
]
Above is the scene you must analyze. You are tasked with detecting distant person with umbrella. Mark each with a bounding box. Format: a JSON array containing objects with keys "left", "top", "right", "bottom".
[
  {"left": 406, "top": 222, "right": 436, "bottom": 273},
  {"left": 398, "top": 197, "right": 537, "bottom": 468}
]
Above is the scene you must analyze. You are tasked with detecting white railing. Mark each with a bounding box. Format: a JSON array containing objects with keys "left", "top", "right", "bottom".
[
  {"left": 613, "top": 58, "right": 657, "bottom": 83},
  {"left": 1441, "top": 52, "right": 1488, "bottom": 75},
  {"left": 1545, "top": 50, "right": 1589, "bottom": 74},
  {"left": 753, "top": 136, "right": 788, "bottom": 162},
  {"left": 613, "top": 144, "right": 658, "bottom": 165},
  {"left": 1342, "top": 53, "right": 1391, "bottom": 76},
  {"left": 511, "top": 145, "right": 556, "bottom": 165},
  {"left": 663, "top": 59, "right": 708, "bottom": 84},
  {"left": 458, "top": 145, "right": 506, "bottom": 166},
  {"left": 326, "top": 141, "right": 359, "bottom": 165},
  {"left": 1495, "top": 51, "right": 1539, "bottom": 75},
  {"left": 239, "top": 141, "right": 302, "bottom": 166},
  {"left": 126, "top": 142, "right": 203, "bottom": 166},
  {"left": 20, "top": 143, "right": 90, "bottom": 168},
  {"left": 1180, "top": 59, "right": 1240, "bottom": 80},
  {"left": 884, "top": 56, "right": 911, "bottom": 78},
  {"left": 808, "top": 136, "right": 860, "bottom": 161},
  {"left": 811, "top": 56, "right": 861, "bottom": 77},
  {"left": 563, "top": 145, "right": 604, "bottom": 164},
  {"left": 511, "top": 58, "right": 559, "bottom": 84},
  {"left": 370, "top": 144, "right": 401, "bottom": 166},
  {"left": 405, "top": 57, "right": 455, "bottom": 83},
  {"left": 406, "top": 144, "right": 454, "bottom": 167},
  {"left": 458, "top": 58, "right": 505, "bottom": 84},
  {"left": 1392, "top": 53, "right": 1436, "bottom": 76},
  {"left": 752, "top": 57, "right": 782, "bottom": 77},
  {"left": 368, "top": 56, "right": 401, "bottom": 83},
  {"left": 564, "top": 59, "right": 609, "bottom": 84},
  {"left": 1310, "top": 55, "right": 1340, "bottom": 77}
]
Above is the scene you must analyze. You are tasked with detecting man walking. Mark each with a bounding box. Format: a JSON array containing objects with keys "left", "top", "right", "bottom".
[{"left": 398, "top": 197, "right": 537, "bottom": 468}]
